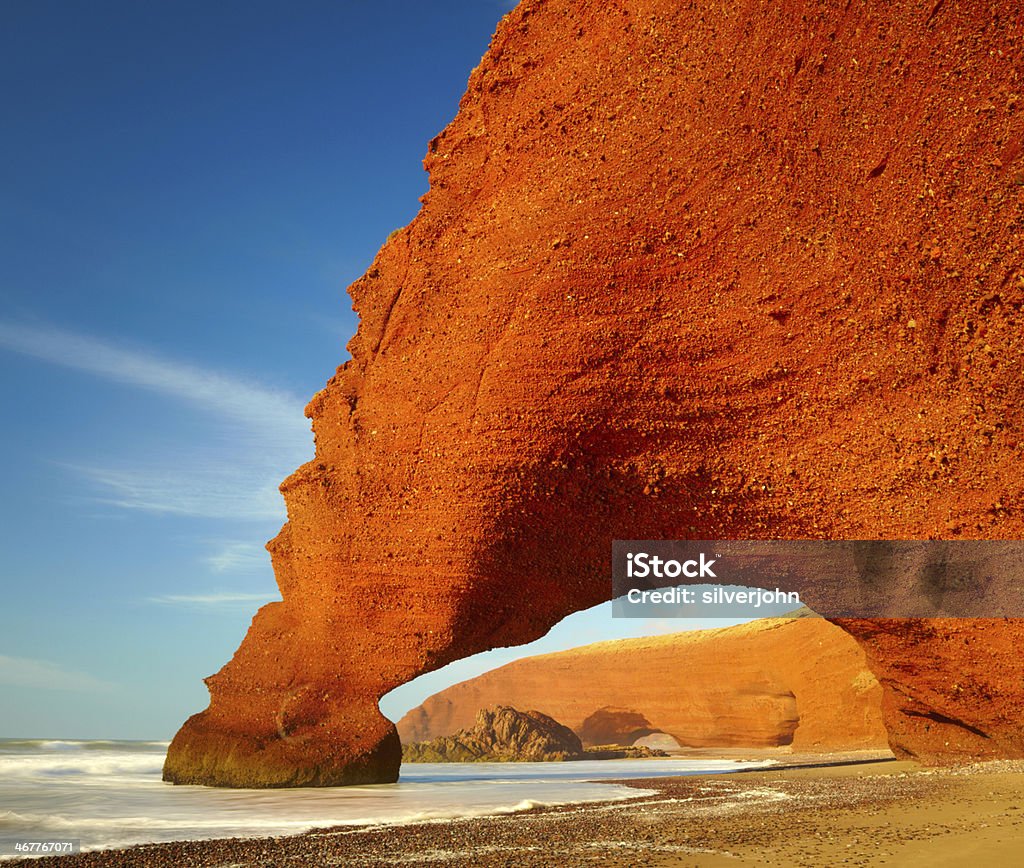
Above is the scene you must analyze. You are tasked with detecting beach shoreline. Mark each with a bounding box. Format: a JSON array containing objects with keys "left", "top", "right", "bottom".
[{"left": 9, "top": 752, "right": 1024, "bottom": 866}]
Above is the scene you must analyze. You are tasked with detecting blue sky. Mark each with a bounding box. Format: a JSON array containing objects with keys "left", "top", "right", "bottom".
[{"left": 0, "top": 1, "right": 751, "bottom": 739}]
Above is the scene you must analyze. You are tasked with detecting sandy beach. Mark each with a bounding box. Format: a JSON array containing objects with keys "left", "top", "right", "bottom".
[{"left": 11, "top": 753, "right": 1024, "bottom": 867}]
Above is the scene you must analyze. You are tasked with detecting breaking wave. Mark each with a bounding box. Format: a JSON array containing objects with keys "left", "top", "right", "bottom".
[{"left": 0, "top": 739, "right": 769, "bottom": 856}]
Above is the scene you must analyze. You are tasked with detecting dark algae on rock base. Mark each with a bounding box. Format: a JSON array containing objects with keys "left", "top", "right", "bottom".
[
  {"left": 165, "top": 0, "right": 1024, "bottom": 787},
  {"left": 402, "top": 706, "right": 583, "bottom": 762}
]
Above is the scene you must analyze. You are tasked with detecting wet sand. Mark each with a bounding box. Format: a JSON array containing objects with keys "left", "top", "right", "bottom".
[{"left": 12, "top": 754, "right": 1024, "bottom": 867}]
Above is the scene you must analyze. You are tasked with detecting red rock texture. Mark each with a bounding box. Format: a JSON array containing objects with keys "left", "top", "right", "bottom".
[
  {"left": 836, "top": 617, "right": 1024, "bottom": 762},
  {"left": 165, "top": 0, "right": 1024, "bottom": 786},
  {"left": 398, "top": 616, "right": 888, "bottom": 751}
]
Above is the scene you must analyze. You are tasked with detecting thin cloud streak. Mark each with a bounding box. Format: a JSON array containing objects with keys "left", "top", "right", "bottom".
[
  {"left": 0, "top": 320, "right": 314, "bottom": 519},
  {"left": 205, "top": 541, "right": 269, "bottom": 573},
  {"left": 0, "top": 321, "right": 309, "bottom": 445},
  {"left": 0, "top": 654, "right": 116, "bottom": 693},
  {"left": 67, "top": 464, "right": 288, "bottom": 520}
]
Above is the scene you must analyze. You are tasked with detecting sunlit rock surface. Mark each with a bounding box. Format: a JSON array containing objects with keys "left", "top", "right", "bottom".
[{"left": 165, "top": 0, "right": 1024, "bottom": 786}]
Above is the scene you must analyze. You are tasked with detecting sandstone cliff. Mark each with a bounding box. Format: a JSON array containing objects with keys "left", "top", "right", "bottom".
[
  {"left": 398, "top": 615, "right": 887, "bottom": 751},
  {"left": 165, "top": 0, "right": 1024, "bottom": 787},
  {"left": 402, "top": 705, "right": 582, "bottom": 762}
]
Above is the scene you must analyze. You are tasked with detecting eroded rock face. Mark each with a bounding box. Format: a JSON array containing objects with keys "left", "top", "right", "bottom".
[
  {"left": 579, "top": 708, "right": 661, "bottom": 747},
  {"left": 402, "top": 706, "right": 582, "bottom": 762},
  {"left": 397, "top": 616, "right": 887, "bottom": 751},
  {"left": 165, "top": 0, "right": 1024, "bottom": 786},
  {"left": 835, "top": 618, "right": 1024, "bottom": 762}
]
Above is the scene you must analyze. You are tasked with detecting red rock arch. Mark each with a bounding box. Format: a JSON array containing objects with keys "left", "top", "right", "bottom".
[{"left": 164, "top": 0, "right": 1024, "bottom": 786}]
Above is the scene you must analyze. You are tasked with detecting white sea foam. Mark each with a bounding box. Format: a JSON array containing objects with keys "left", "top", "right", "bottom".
[
  {"left": 0, "top": 753, "right": 165, "bottom": 780},
  {"left": 0, "top": 739, "right": 771, "bottom": 856}
]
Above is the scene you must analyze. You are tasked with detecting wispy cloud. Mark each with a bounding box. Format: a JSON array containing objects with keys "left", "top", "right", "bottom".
[
  {"left": 0, "top": 654, "right": 116, "bottom": 692},
  {"left": 0, "top": 321, "right": 306, "bottom": 441},
  {"left": 0, "top": 320, "right": 313, "bottom": 519},
  {"left": 148, "top": 591, "right": 280, "bottom": 607},
  {"left": 65, "top": 465, "right": 288, "bottom": 520},
  {"left": 204, "top": 541, "right": 268, "bottom": 573}
]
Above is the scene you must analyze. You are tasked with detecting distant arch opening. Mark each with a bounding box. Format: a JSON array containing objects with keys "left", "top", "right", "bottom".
[
  {"left": 383, "top": 592, "right": 888, "bottom": 761},
  {"left": 579, "top": 707, "right": 660, "bottom": 746},
  {"left": 633, "top": 732, "right": 683, "bottom": 752}
]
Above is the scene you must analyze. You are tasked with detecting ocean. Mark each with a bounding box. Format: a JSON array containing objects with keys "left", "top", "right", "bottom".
[{"left": 0, "top": 739, "right": 769, "bottom": 855}]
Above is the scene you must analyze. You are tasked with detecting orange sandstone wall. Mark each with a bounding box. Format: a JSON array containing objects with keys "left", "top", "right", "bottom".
[
  {"left": 165, "top": 0, "right": 1024, "bottom": 787},
  {"left": 398, "top": 616, "right": 887, "bottom": 751}
]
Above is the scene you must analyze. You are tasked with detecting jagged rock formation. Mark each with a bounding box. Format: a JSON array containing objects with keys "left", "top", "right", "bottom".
[
  {"left": 165, "top": 0, "right": 1024, "bottom": 787},
  {"left": 402, "top": 706, "right": 583, "bottom": 762},
  {"left": 398, "top": 615, "right": 887, "bottom": 751}
]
